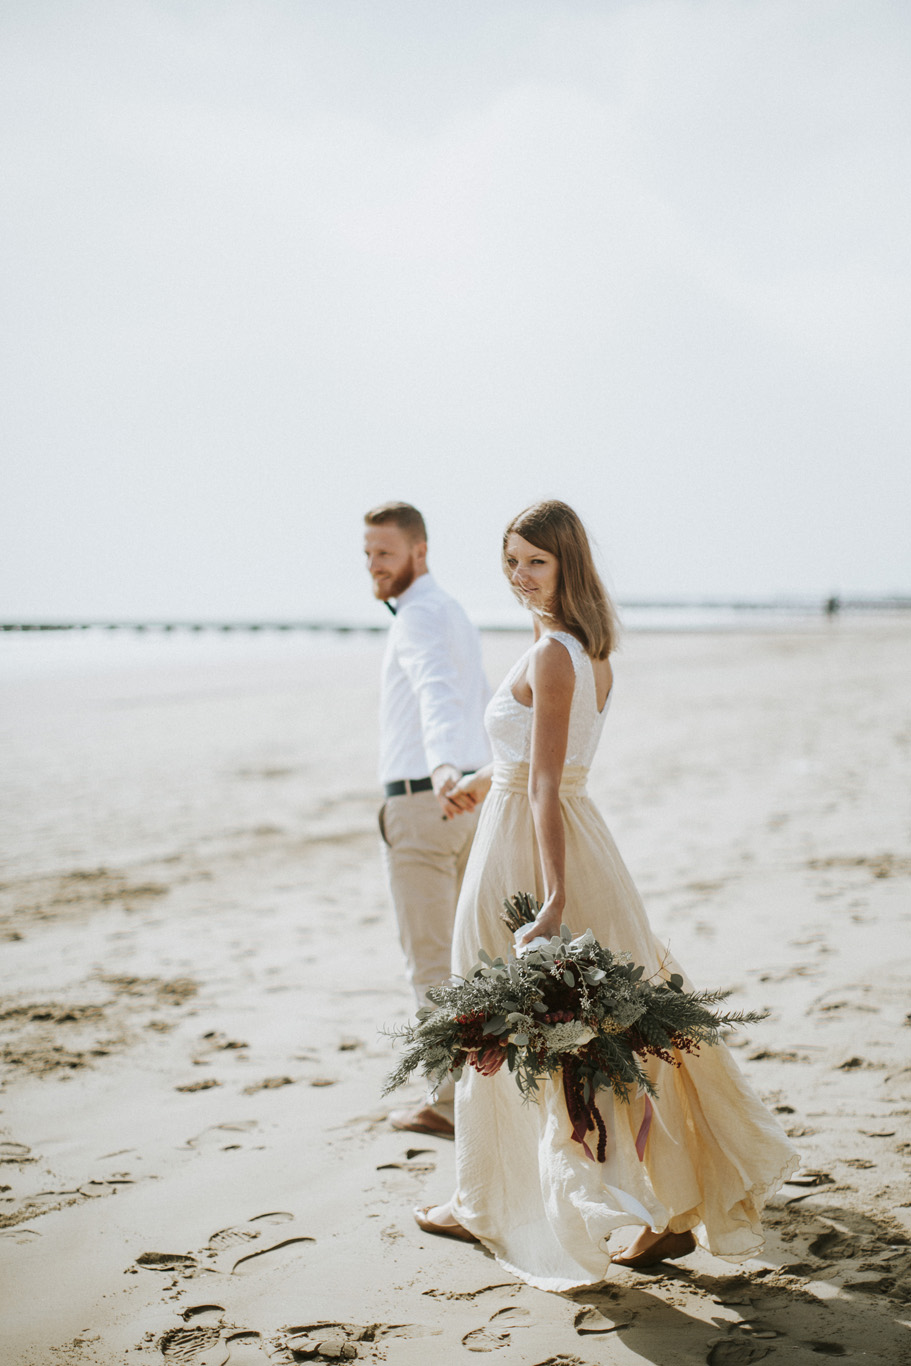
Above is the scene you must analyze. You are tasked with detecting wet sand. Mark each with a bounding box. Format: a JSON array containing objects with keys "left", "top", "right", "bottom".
[{"left": 1, "top": 621, "right": 910, "bottom": 1365}]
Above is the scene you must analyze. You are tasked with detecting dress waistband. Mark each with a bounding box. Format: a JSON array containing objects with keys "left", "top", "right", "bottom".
[{"left": 490, "top": 761, "right": 589, "bottom": 796}]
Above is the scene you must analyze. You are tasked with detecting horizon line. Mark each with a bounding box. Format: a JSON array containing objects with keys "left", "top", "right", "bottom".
[{"left": 3, "top": 594, "right": 911, "bottom": 635}]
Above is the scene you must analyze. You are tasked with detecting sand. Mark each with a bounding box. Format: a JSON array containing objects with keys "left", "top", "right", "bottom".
[{"left": 1, "top": 619, "right": 910, "bottom": 1366}]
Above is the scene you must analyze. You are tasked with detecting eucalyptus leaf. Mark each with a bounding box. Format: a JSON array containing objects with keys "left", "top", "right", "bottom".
[{"left": 383, "top": 889, "right": 769, "bottom": 1110}]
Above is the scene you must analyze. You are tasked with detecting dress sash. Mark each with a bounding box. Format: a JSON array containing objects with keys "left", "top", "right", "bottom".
[{"left": 491, "top": 761, "right": 589, "bottom": 796}]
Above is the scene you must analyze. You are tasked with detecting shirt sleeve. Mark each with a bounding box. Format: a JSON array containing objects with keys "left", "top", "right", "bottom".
[{"left": 394, "top": 601, "right": 465, "bottom": 775}]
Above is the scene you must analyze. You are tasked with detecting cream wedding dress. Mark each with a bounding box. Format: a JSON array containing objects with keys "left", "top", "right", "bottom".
[{"left": 450, "top": 631, "right": 799, "bottom": 1291}]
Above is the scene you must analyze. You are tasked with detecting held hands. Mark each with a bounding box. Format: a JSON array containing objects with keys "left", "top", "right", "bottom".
[
  {"left": 432, "top": 764, "right": 493, "bottom": 820},
  {"left": 517, "top": 890, "right": 566, "bottom": 946}
]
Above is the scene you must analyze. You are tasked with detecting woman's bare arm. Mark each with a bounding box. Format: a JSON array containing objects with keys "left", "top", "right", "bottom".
[{"left": 518, "top": 638, "right": 575, "bottom": 944}]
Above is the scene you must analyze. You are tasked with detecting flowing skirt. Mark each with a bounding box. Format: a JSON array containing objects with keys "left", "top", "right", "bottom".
[{"left": 450, "top": 763, "right": 799, "bottom": 1292}]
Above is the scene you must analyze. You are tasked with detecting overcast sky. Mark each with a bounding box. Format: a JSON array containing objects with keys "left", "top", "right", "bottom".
[{"left": 2, "top": 0, "right": 909, "bottom": 623}]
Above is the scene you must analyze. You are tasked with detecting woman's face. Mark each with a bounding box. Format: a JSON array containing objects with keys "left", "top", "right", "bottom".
[{"left": 504, "top": 532, "right": 560, "bottom": 612}]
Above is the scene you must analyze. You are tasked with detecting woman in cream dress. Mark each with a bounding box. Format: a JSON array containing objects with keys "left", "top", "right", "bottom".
[{"left": 417, "top": 500, "right": 798, "bottom": 1293}]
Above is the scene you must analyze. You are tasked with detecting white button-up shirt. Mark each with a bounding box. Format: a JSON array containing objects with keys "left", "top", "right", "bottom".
[{"left": 379, "top": 573, "right": 491, "bottom": 784}]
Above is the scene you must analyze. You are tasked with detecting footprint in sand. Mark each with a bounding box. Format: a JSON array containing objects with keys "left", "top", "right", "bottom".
[
  {"left": 489, "top": 1307, "right": 531, "bottom": 1327},
  {"left": 204, "top": 1213, "right": 293, "bottom": 1262},
  {"left": 207, "top": 1211, "right": 294, "bottom": 1255},
  {"left": 0, "top": 1226, "right": 41, "bottom": 1243},
  {"left": 423, "top": 1284, "right": 515, "bottom": 1302},
  {"left": 376, "top": 1149, "right": 437, "bottom": 1174},
  {"left": 784, "top": 1169, "right": 833, "bottom": 1189},
  {"left": 710, "top": 1277, "right": 754, "bottom": 1307},
  {"left": 184, "top": 1211, "right": 305, "bottom": 1276},
  {"left": 160, "top": 1327, "right": 268, "bottom": 1366},
  {"left": 462, "top": 1305, "right": 532, "bottom": 1352},
  {"left": 280, "top": 1322, "right": 437, "bottom": 1358},
  {"left": 241, "top": 1077, "right": 297, "bottom": 1095},
  {"left": 183, "top": 1306, "right": 227, "bottom": 1324},
  {"left": 78, "top": 1178, "right": 133, "bottom": 1197},
  {"left": 231, "top": 1236, "right": 315, "bottom": 1276},
  {"left": 186, "top": 1121, "right": 258, "bottom": 1152},
  {"left": 808, "top": 1229, "right": 860, "bottom": 1259},
  {"left": 574, "top": 1306, "right": 631, "bottom": 1334},
  {"left": 531, "top": 1358, "right": 592, "bottom": 1366},
  {"left": 160, "top": 1325, "right": 226, "bottom": 1365},
  {"left": 0, "top": 1141, "right": 33, "bottom": 1162},
  {"left": 137, "top": 1252, "right": 198, "bottom": 1273},
  {"left": 13, "top": 1188, "right": 82, "bottom": 1217},
  {"left": 220, "top": 1333, "right": 269, "bottom": 1364},
  {"left": 706, "top": 1343, "right": 771, "bottom": 1365},
  {"left": 208, "top": 1226, "right": 260, "bottom": 1253}
]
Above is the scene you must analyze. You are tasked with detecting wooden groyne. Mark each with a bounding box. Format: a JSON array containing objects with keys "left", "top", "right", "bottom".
[{"left": 3, "top": 598, "right": 909, "bottom": 634}]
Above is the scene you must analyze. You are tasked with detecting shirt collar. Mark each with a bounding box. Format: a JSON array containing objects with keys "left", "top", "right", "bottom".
[{"left": 393, "top": 571, "right": 434, "bottom": 611}]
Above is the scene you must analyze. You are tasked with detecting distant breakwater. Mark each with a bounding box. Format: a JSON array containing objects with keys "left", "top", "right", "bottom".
[{"left": 4, "top": 597, "right": 910, "bottom": 634}]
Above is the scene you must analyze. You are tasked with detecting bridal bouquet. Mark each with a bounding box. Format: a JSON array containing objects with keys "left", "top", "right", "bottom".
[{"left": 384, "top": 892, "right": 764, "bottom": 1161}]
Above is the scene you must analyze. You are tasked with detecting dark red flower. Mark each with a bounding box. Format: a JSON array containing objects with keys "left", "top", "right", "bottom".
[{"left": 472, "top": 1045, "right": 508, "bottom": 1076}]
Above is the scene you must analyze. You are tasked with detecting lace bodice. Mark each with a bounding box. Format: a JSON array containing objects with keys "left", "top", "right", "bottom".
[{"left": 484, "top": 631, "right": 610, "bottom": 768}]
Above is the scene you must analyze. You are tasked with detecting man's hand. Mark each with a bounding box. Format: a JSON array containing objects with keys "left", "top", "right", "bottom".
[{"left": 431, "top": 763, "right": 465, "bottom": 819}]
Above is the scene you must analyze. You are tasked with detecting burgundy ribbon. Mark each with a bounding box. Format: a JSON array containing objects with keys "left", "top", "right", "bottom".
[
  {"left": 570, "top": 1115, "right": 596, "bottom": 1162},
  {"left": 635, "top": 1095, "right": 653, "bottom": 1160},
  {"left": 563, "top": 1066, "right": 599, "bottom": 1161},
  {"left": 563, "top": 1067, "right": 652, "bottom": 1164}
]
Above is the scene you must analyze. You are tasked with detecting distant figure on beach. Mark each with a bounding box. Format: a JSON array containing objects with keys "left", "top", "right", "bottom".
[
  {"left": 414, "top": 500, "right": 798, "bottom": 1289},
  {"left": 364, "top": 501, "right": 491, "bottom": 1138}
]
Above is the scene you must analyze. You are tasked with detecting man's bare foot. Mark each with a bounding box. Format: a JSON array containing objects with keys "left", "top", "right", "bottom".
[{"left": 389, "top": 1104, "right": 455, "bottom": 1138}]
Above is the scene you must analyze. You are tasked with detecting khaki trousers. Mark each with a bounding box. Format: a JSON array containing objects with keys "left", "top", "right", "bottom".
[{"left": 379, "top": 790, "right": 478, "bottom": 1111}]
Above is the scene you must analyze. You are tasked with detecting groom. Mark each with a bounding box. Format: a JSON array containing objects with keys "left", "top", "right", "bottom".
[{"left": 364, "top": 501, "right": 490, "bottom": 1137}]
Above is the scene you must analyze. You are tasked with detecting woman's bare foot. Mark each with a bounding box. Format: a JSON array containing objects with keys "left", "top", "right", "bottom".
[
  {"left": 610, "top": 1226, "right": 696, "bottom": 1268},
  {"left": 414, "top": 1201, "right": 478, "bottom": 1243},
  {"left": 615, "top": 1227, "right": 666, "bottom": 1259},
  {"left": 425, "top": 1201, "right": 459, "bottom": 1227}
]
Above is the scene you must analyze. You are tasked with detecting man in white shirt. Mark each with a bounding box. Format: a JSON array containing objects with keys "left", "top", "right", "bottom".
[{"left": 364, "top": 501, "right": 491, "bottom": 1138}]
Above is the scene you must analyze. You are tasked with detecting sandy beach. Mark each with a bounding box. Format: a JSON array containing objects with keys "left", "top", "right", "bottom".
[{"left": 1, "top": 619, "right": 910, "bottom": 1366}]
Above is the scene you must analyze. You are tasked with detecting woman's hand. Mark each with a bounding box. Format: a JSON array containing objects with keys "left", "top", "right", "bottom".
[
  {"left": 436, "top": 766, "right": 493, "bottom": 819},
  {"left": 517, "top": 891, "right": 566, "bottom": 945}
]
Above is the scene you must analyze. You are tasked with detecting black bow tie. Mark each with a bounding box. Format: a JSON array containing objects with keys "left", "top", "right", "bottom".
[{"left": 384, "top": 600, "right": 397, "bottom": 616}]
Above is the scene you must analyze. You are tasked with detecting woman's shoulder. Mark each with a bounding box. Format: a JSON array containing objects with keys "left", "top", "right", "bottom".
[
  {"left": 540, "top": 630, "right": 587, "bottom": 664},
  {"left": 528, "top": 633, "right": 578, "bottom": 688}
]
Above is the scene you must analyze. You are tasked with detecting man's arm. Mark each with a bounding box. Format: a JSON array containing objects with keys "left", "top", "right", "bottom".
[{"left": 395, "top": 603, "right": 468, "bottom": 814}]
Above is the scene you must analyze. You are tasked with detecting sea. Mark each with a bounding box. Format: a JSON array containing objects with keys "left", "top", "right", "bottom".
[{"left": 1, "top": 599, "right": 907, "bottom": 681}]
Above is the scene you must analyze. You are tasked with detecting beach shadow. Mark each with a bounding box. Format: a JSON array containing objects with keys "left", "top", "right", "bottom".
[{"left": 564, "top": 1198, "right": 911, "bottom": 1366}]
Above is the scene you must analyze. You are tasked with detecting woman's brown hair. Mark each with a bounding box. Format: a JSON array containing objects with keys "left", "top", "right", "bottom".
[{"left": 503, "top": 500, "right": 619, "bottom": 658}]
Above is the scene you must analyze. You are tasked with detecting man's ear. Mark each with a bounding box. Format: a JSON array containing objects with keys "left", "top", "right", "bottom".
[{"left": 413, "top": 539, "right": 428, "bottom": 569}]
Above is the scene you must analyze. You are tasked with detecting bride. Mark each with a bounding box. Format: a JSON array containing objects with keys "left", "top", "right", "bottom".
[{"left": 414, "top": 500, "right": 798, "bottom": 1292}]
